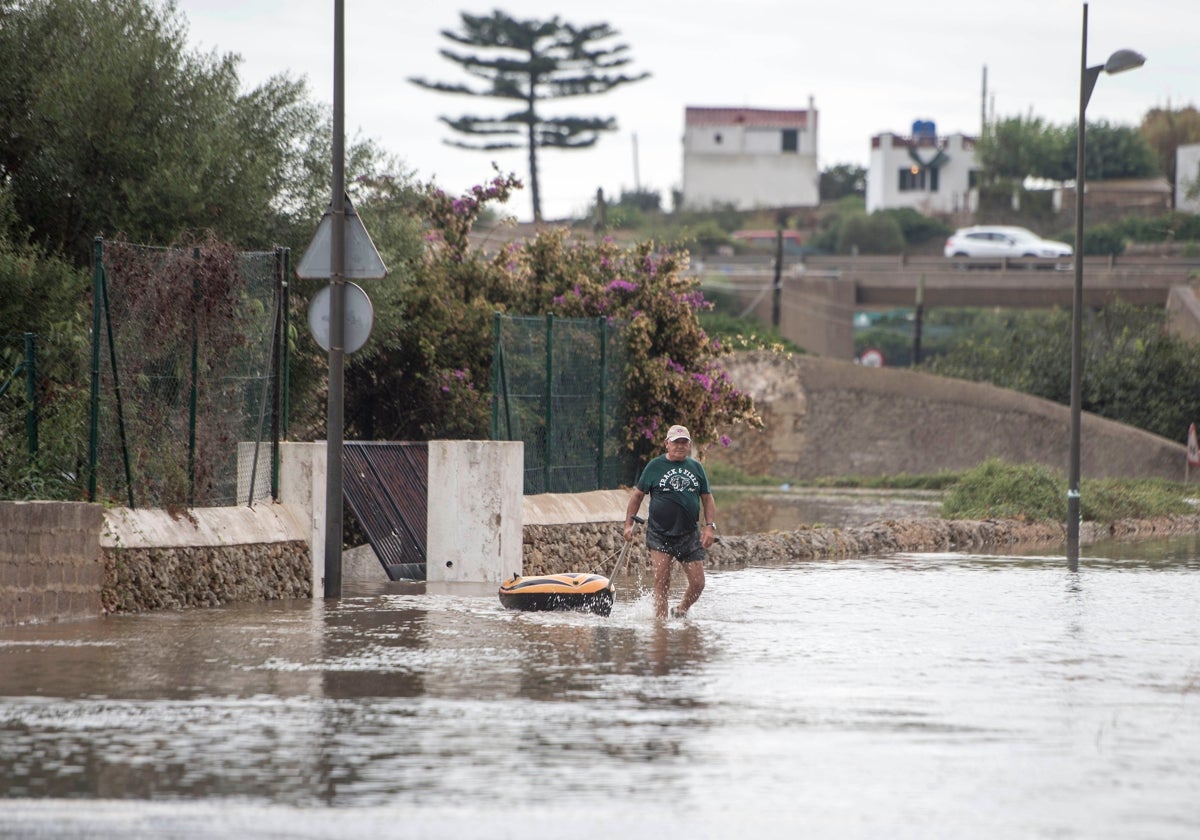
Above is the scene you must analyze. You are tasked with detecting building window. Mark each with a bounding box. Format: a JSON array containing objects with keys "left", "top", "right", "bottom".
[
  {"left": 899, "top": 168, "right": 925, "bottom": 191},
  {"left": 781, "top": 129, "right": 798, "bottom": 152},
  {"left": 898, "top": 167, "right": 940, "bottom": 192}
]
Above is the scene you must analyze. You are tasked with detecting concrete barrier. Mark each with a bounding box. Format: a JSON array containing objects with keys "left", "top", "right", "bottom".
[{"left": 427, "top": 440, "right": 523, "bottom": 583}]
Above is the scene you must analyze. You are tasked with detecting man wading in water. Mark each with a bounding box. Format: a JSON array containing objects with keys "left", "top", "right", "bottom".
[{"left": 624, "top": 425, "right": 717, "bottom": 619}]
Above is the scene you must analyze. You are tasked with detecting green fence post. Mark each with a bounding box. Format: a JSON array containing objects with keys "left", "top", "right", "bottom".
[
  {"left": 100, "top": 261, "right": 135, "bottom": 509},
  {"left": 597, "top": 317, "right": 607, "bottom": 488},
  {"left": 267, "top": 246, "right": 286, "bottom": 500},
  {"left": 281, "top": 247, "right": 291, "bottom": 442},
  {"left": 24, "top": 332, "right": 37, "bottom": 458},
  {"left": 187, "top": 247, "right": 200, "bottom": 506},
  {"left": 491, "top": 312, "right": 501, "bottom": 439},
  {"left": 88, "top": 238, "right": 103, "bottom": 502},
  {"left": 544, "top": 314, "right": 554, "bottom": 493}
]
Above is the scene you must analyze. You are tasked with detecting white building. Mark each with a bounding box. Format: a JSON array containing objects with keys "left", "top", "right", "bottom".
[
  {"left": 680, "top": 103, "right": 819, "bottom": 211},
  {"left": 1176, "top": 143, "right": 1200, "bottom": 213},
  {"left": 866, "top": 121, "right": 978, "bottom": 215}
]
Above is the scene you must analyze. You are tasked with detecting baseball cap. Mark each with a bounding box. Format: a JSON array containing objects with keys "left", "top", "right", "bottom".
[{"left": 666, "top": 425, "right": 691, "bottom": 441}]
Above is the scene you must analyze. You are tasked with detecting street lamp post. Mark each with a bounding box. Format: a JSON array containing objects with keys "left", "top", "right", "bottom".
[{"left": 1067, "top": 2, "right": 1145, "bottom": 569}]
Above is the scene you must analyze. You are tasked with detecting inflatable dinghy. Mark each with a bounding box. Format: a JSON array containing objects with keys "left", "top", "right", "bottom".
[{"left": 498, "top": 573, "right": 614, "bottom": 616}]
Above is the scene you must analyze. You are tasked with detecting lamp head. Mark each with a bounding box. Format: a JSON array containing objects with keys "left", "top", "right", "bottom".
[{"left": 1104, "top": 49, "right": 1146, "bottom": 75}]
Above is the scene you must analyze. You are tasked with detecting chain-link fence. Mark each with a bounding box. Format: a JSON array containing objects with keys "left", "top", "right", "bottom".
[
  {"left": 88, "top": 238, "right": 289, "bottom": 508},
  {"left": 491, "top": 313, "right": 636, "bottom": 494}
]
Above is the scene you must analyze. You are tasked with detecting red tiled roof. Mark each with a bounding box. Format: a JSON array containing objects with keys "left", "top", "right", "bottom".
[{"left": 686, "top": 107, "right": 810, "bottom": 128}]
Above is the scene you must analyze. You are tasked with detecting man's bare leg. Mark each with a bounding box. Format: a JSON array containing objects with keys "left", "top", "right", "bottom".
[
  {"left": 651, "top": 550, "right": 673, "bottom": 619},
  {"left": 674, "top": 560, "right": 706, "bottom": 616}
]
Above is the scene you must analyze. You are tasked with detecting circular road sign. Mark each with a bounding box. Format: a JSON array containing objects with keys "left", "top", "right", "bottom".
[
  {"left": 308, "top": 282, "right": 374, "bottom": 354},
  {"left": 860, "top": 348, "right": 885, "bottom": 367}
]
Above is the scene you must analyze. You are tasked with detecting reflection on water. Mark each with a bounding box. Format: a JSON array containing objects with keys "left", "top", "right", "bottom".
[
  {"left": 719, "top": 487, "right": 943, "bottom": 533},
  {"left": 2, "top": 541, "right": 1199, "bottom": 839}
]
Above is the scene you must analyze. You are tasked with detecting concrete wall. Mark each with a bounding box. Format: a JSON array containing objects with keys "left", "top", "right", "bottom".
[
  {"left": 277, "top": 442, "right": 327, "bottom": 594},
  {"left": 709, "top": 351, "right": 1188, "bottom": 482},
  {"left": 427, "top": 440, "right": 523, "bottom": 583},
  {"left": 0, "top": 501, "right": 104, "bottom": 626}
]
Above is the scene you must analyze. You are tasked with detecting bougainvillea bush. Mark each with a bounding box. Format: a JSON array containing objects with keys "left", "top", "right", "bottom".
[{"left": 352, "top": 171, "right": 761, "bottom": 466}]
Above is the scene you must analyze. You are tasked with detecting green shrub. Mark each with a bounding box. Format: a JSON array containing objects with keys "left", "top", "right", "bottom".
[
  {"left": 941, "top": 459, "right": 1066, "bottom": 521},
  {"left": 1083, "top": 224, "right": 1127, "bottom": 256},
  {"left": 940, "top": 459, "right": 1194, "bottom": 522},
  {"left": 881, "top": 207, "right": 952, "bottom": 249},
  {"left": 836, "top": 212, "right": 905, "bottom": 254},
  {"left": 1081, "top": 477, "right": 1194, "bottom": 521}
]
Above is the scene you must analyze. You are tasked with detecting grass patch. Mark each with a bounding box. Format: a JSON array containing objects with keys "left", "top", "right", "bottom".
[
  {"left": 808, "top": 471, "right": 962, "bottom": 491},
  {"left": 940, "top": 458, "right": 1195, "bottom": 522},
  {"left": 704, "top": 461, "right": 789, "bottom": 487}
]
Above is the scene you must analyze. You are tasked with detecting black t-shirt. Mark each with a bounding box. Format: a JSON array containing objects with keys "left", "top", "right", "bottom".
[{"left": 635, "top": 454, "right": 710, "bottom": 537}]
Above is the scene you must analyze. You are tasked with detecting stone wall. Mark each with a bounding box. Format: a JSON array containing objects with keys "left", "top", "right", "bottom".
[
  {"left": 709, "top": 352, "right": 1187, "bottom": 482},
  {"left": 522, "top": 514, "right": 1200, "bottom": 576},
  {"left": 100, "top": 505, "right": 311, "bottom": 615},
  {"left": 522, "top": 522, "right": 647, "bottom": 578},
  {"left": 1, "top": 502, "right": 311, "bottom": 625},
  {"left": 520, "top": 519, "right": 1063, "bottom": 576},
  {"left": 101, "top": 541, "right": 310, "bottom": 613},
  {"left": 0, "top": 501, "right": 105, "bottom": 626}
]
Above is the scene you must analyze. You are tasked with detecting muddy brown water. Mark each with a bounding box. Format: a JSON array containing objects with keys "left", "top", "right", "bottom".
[{"left": 1, "top": 499, "right": 1198, "bottom": 839}]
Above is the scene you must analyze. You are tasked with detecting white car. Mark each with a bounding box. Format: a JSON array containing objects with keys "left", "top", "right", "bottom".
[{"left": 944, "top": 226, "right": 1073, "bottom": 261}]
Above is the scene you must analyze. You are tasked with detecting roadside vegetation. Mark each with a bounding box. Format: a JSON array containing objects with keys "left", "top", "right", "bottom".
[
  {"left": 711, "top": 459, "right": 1197, "bottom": 524},
  {"left": 940, "top": 459, "right": 1195, "bottom": 523}
]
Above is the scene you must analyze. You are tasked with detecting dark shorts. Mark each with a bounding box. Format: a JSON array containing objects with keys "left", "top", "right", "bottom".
[{"left": 646, "top": 525, "right": 707, "bottom": 564}]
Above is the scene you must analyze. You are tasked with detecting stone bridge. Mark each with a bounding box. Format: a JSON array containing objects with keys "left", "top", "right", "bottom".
[{"left": 693, "top": 254, "right": 1200, "bottom": 359}]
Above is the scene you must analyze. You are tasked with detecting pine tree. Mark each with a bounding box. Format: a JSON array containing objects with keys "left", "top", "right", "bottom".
[{"left": 410, "top": 10, "right": 649, "bottom": 222}]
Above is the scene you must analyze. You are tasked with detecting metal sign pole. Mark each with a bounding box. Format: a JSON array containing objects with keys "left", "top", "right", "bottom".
[{"left": 324, "top": 0, "right": 346, "bottom": 598}]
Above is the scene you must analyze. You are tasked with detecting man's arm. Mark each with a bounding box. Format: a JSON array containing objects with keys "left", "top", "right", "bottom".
[
  {"left": 700, "top": 492, "right": 716, "bottom": 547},
  {"left": 624, "top": 488, "right": 646, "bottom": 542}
]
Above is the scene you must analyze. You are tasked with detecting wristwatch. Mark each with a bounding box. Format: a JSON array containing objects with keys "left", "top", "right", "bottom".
[{"left": 705, "top": 522, "right": 716, "bottom": 530}]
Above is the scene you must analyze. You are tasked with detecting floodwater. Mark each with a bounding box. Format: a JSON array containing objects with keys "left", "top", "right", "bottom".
[
  {"left": 2, "top": 537, "right": 1200, "bottom": 839},
  {"left": 718, "top": 486, "right": 943, "bottom": 533}
]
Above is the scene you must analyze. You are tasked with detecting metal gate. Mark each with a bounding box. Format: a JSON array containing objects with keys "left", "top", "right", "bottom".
[{"left": 342, "top": 442, "right": 428, "bottom": 580}]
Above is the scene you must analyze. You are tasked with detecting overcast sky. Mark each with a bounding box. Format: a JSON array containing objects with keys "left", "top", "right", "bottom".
[{"left": 174, "top": 0, "right": 1197, "bottom": 222}]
